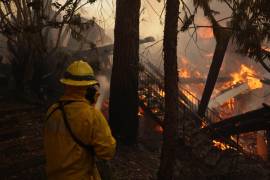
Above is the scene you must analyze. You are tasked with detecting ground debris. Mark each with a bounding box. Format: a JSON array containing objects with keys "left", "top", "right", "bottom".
[
  {"left": 110, "top": 143, "right": 160, "bottom": 180},
  {"left": 0, "top": 100, "right": 161, "bottom": 180}
]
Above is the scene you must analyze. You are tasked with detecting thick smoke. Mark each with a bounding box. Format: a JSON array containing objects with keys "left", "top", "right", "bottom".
[{"left": 81, "top": 0, "right": 270, "bottom": 113}]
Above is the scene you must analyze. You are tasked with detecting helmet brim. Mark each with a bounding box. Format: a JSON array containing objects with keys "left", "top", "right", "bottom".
[{"left": 60, "top": 78, "right": 98, "bottom": 86}]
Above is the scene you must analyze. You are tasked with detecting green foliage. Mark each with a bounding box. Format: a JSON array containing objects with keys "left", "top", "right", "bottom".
[{"left": 230, "top": 0, "right": 270, "bottom": 62}]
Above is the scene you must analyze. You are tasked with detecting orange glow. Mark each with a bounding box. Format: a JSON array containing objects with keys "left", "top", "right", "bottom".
[
  {"left": 178, "top": 57, "right": 204, "bottom": 104},
  {"left": 182, "top": 89, "right": 197, "bottom": 103},
  {"left": 204, "top": 53, "right": 214, "bottom": 58},
  {"left": 200, "top": 121, "right": 207, "bottom": 128},
  {"left": 154, "top": 125, "right": 163, "bottom": 134},
  {"left": 193, "top": 70, "right": 202, "bottom": 78},
  {"left": 157, "top": 89, "right": 165, "bottom": 97},
  {"left": 179, "top": 69, "right": 190, "bottom": 78},
  {"left": 180, "top": 56, "right": 189, "bottom": 66},
  {"left": 197, "top": 28, "right": 214, "bottom": 39},
  {"left": 230, "top": 64, "right": 263, "bottom": 90},
  {"left": 262, "top": 46, "right": 270, "bottom": 52},
  {"left": 138, "top": 107, "right": 144, "bottom": 117},
  {"left": 226, "top": 98, "right": 235, "bottom": 111},
  {"left": 212, "top": 140, "right": 231, "bottom": 150},
  {"left": 218, "top": 98, "right": 236, "bottom": 119}
]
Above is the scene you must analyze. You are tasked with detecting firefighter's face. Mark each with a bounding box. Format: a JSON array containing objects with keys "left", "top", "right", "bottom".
[{"left": 93, "top": 85, "right": 100, "bottom": 102}]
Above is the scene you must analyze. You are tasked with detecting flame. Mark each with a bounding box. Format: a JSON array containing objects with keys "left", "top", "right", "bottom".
[
  {"left": 178, "top": 59, "right": 205, "bottom": 105},
  {"left": 182, "top": 89, "right": 197, "bottom": 104},
  {"left": 179, "top": 69, "right": 190, "bottom": 78},
  {"left": 230, "top": 64, "right": 263, "bottom": 90},
  {"left": 157, "top": 89, "right": 165, "bottom": 97},
  {"left": 212, "top": 140, "right": 231, "bottom": 150},
  {"left": 151, "top": 107, "right": 160, "bottom": 113},
  {"left": 227, "top": 98, "right": 236, "bottom": 111},
  {"left": 218, "top": 98, "right": 236, "bottom": 119},
  {"left": 200, "top": 120, "right": 207, "bottom": 128}
]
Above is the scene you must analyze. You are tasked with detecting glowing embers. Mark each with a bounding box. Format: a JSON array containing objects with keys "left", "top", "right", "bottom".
[
  {"left": 217, "top": 98, "right": 237, "bottom": 119},
  {"left": 154, "top": 124, "right": 163, "bottom": 134},
  {"left": 157, "top": 89, "right": 165, "bottom": 97},
  {"left": 179, "top": 68, "right": 190, "bottom": 78},
  {"left": 212, "top": 140, "right": 232, "bottom": 151},
  {"left": 138, "top": 87, "right": 164, "bottom": 119},
  {"left": 200, "top": 120, "right": 207, "bottom": 128},
  {"left": 138, "top": 107, "right": 144, "bottom": 117}
]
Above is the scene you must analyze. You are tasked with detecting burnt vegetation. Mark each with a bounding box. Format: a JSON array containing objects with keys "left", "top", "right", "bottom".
[{"left": 0, "top": 0, "right": 97, "bottom": 99}]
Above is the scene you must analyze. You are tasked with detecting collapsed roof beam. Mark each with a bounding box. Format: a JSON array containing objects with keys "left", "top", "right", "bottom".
[{"left": 203, "top": 104, "right": 270, "bottom": 137}]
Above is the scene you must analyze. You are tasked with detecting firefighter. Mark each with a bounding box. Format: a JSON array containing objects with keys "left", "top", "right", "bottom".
[{"left": 44, "top": 60, "right": 116, "bottom": 180}]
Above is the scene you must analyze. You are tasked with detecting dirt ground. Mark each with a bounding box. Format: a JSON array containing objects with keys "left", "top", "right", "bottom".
[{"left": 0, "top": 97, "right": 161, "bottom": 180}]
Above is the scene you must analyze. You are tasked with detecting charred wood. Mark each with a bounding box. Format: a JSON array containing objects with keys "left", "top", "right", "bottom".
[{"left": 203, "top": 105, "right": 270, "bottom": 137}]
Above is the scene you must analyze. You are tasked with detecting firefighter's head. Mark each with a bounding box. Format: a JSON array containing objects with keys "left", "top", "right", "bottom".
[
  {"left": 60, "top": 60, "right": 100, "bottom": 103},
  {"left": 60, "top": 60, "right": 98, "bottom": 86}
]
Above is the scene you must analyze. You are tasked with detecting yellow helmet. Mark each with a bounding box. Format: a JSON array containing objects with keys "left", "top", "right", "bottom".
[{"left": 60, "top": 60, "right": 98, "bottom": 86}]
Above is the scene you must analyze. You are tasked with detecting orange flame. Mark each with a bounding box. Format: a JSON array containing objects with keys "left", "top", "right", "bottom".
[
  {"left": 230, "top": 64, "right": 263, "bottom": 90},
  {"left": 212, "top": 140, "right": 231, "bottom": 150},
  {"left": 218, "top": 98, "right": 236, "bottom": 119},
  {"left": 157, "top": 89, "right": 165, "bottom": 97},
  {"left": 179, "top": 69, "right": 190, "bottom": 78}
]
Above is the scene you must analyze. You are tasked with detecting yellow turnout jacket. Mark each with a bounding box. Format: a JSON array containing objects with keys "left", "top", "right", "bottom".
[{"left": 44, "top": 88, "right": 116, "bottom": 180}]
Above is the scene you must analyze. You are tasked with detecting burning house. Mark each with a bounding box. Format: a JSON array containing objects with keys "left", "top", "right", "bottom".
[{"left": 176, "top": 24, "right": 270, "bottom": 160}]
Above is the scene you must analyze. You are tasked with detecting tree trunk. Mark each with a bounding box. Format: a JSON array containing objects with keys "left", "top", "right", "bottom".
[
  {"left": 109, "top": 0, "right": 141, "bottom": 144},
  {"left": 267, "top": 130, "right": 270, "bottom": 162},
  {"left": 158, "top": 0, "right": 179, "bottom": 179},
  {"left": 198, "top": 29, "right": 231, "bottom": 117}
]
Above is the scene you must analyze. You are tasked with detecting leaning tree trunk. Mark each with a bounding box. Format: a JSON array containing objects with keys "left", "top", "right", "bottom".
[
  {"left": 198, "top": 28, "right": 231, "bottom": 117},
  {"left": 109, "top": 0, "right": 141, "bottom": 144},
  {"left": 196, "top": 1, "right": 232, "bottom": 118},
  {"left": 158, "top": 0, "right": 180, "bottom": 179}
]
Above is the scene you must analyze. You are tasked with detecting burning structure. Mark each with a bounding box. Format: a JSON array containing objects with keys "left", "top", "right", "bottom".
[
  {"left": 138, "top": 59, "right": 270, "bottom": 179},
  {"left": 176, "top": 28, "right": 270, "bottom": 160}
]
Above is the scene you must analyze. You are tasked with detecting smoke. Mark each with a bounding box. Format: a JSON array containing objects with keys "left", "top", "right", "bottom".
[
  {"left": 79, "top": 0, "right": 270, "bottom": 112},
  {"left": 95, "top": 74, "right": 110, "bottom": 110}
]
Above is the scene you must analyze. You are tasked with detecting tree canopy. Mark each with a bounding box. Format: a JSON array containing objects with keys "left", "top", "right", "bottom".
[{"left": 182, "top": 0, "right": 270, "bottom": 72}]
